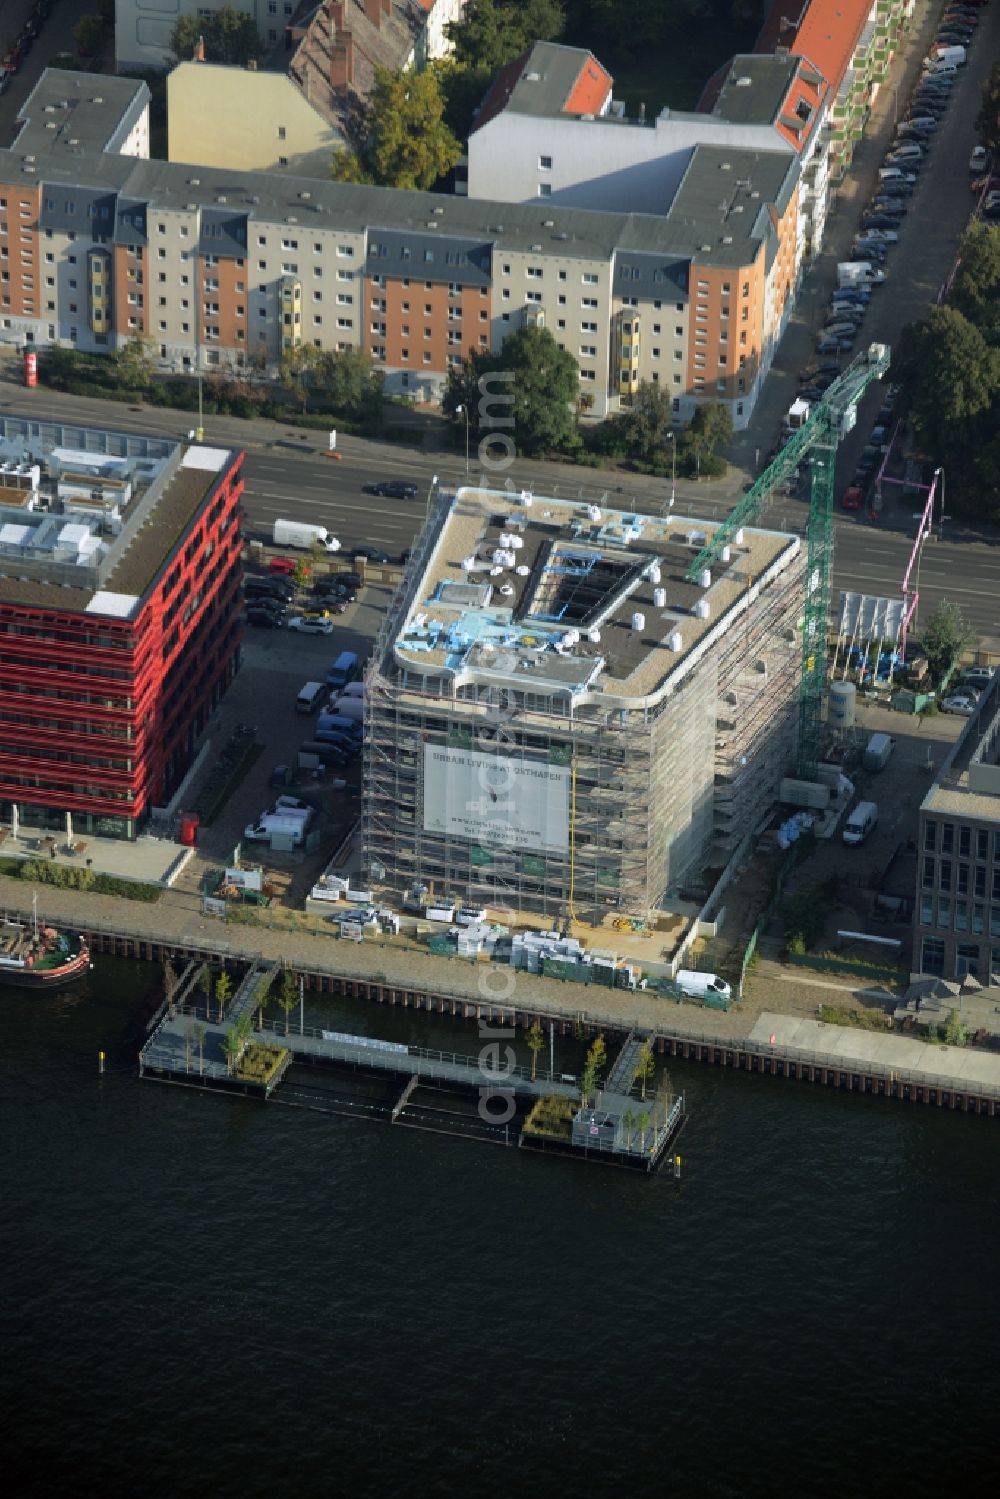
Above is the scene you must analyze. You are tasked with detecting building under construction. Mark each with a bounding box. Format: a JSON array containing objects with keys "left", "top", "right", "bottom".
[{"left": 363, "top": 487, "right": 806, "bottom": 923}]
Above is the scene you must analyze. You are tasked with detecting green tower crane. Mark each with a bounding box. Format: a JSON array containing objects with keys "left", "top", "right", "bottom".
[{"left": 685, "top": 342, "right": 891, "bottom": 779}]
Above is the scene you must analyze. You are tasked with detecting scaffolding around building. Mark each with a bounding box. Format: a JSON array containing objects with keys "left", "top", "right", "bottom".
[{"left": 363, "top": 485, "right": 807, "bottom": 924}]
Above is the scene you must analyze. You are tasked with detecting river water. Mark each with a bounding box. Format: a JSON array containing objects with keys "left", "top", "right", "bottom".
[{"left": 3, "top": 958, "right": 998, "bottom": 1497}]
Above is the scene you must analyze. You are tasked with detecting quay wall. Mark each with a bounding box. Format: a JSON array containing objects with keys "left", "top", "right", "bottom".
[{"left": 6, "top": 892, "right": 997, "bottom": 1120}]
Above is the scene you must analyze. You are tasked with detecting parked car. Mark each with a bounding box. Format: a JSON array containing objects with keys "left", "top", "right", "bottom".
[
  {"left": 940, "top": 694, "right": 977, "bottom": 716},
  {"left": 287, "top": 614, "right": 335, "bottom": 635},
  {"left": 842, "top": 485, "right": 864, "bottom": 510},
  {"left": 245, "top": 577, "right": 294, "bottom": 601},
  {"left": 817, "top": 335, "right": 853, "bottom": 354},
  {"left": 959, "top": 667, "right": 994, "bottom": 690},
  {"left": 364, "top": 480, "right": 418, "bottom": 499},
  {"left": 970, "top": 146, "right": 990, "bottom": 174},
  {"left": 349, "top": 545, "right": 392, "bottom": 564},
  {"left": 878, "top": 168, "right": 916, "bottom": 183},
  {"left": 824, "top": 321, "right": 861, "bottom": 338},
  {"left": 268, "top": 556, "right": 300, "bottom": 576},
  {"left": 858, "top": 228, "right": 898, "bottom": 243},
  {"left": 246, "top": 606, "right": 287, "bottom": 628}
]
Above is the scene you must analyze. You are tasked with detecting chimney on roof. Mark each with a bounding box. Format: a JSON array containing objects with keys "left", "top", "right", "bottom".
[
  {"left": 380, "top": 0, "right": 392, "bottom": 16},
  {"left": 363, "top": 0, "right": 382, "bottom": 29},
  {"left": 193, "top": 34, "right": 205, "bottom": 63},
  {"left": 326, "top": 0, "right": 345, "bottom": 27},
  {"left": 331, "top": 33, "right": 354, "bottom": 91}
]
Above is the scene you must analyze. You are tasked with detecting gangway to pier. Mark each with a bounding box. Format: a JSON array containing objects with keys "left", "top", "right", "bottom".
[
  {"left": 226, "top": 958, "right": 281, "bottom": 1025},
  {"left": 604, "top": 1030, "right": 647, "bottom": 1096}
]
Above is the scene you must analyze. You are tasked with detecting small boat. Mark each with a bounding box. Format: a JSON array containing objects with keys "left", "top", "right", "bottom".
[{"left": 0, "top": 905, "right": 91, "bottom": 989}]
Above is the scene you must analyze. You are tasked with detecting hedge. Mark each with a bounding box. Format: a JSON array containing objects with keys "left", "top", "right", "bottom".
[{"left": 0, "top": 857, "right": 161, "bottom": 902}]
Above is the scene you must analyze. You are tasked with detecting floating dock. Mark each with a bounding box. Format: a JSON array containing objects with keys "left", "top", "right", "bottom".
[{"left": 139, "top": 996, "right": 685, "bottom": 1172}]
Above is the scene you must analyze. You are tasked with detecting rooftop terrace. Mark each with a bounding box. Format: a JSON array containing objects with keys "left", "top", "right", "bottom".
[{"left": 388, "top": 487, "right": 800, "bottom": 713}]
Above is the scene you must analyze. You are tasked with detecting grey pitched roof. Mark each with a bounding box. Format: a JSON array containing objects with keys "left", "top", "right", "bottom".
[{"left": 14, "top": 71, "right": 150, "bottom": 156}]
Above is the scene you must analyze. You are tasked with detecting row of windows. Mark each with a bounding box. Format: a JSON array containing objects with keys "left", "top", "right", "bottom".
[
  {"left": 923, "top": 820, "right": 997, "bottom": 860},
  {"left": 919, "top": 896, "right": 1000, "bottom": 934},
  {"left": 921, "top": 855, "right": 1000, "bottom": 898}
]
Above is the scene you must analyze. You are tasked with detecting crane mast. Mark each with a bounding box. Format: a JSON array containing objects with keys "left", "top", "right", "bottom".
[{"left": 685, "top": 342, "right": 891, "bottom": 778}]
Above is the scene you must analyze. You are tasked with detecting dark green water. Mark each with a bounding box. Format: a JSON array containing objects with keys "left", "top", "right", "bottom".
[{"left": 3, "top": 958, "right": 999, "bottom": 1497}]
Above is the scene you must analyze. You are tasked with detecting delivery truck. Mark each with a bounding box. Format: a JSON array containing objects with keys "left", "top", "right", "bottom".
[{"left": 273, "top": 519, "right": 341, "bottom": 553}]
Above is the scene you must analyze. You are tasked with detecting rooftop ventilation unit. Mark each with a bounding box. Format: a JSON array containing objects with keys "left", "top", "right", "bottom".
[
  {"left": 531, "top": 243, "right": 542, "bottom": 251},
  {"left": 543, "top": 219, "right": 555, "bottom": 228},
  {"left": 526, "top": 71, "right": 541, "bottom": 82},
  {"left": 736, "top": 76, "right": 752, "bottom": 87},
  {"left": 189, "top": 178, "right": 200, "bottom": 186},
  {"left": 433, "top": 206, "right": 444, "bottom": 215},
  {"left": 299, "top": 191, "right": 312, "bottom": 200},
  {"left": 721, "top": 162, "right": 731, "bottom": 170}
]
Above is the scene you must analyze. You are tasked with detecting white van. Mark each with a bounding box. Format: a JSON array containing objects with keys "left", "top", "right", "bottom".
[
  {"left": 675, "top": 970, "right": 732, "bottom": 1001},
  {"left": 923, "top": 59, "right": 959, "bottom": 77},
  {"left": 928, "top": 44, "right": 966, "bottom": 65},
  {"left": 843, "top": 800, "right": 878, "bottom": 846},
  {"left": 296, "top": 681, "right": 325, "bottom": 713}
]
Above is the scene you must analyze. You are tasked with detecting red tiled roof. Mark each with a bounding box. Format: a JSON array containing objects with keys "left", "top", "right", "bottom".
[
  {"left": 564, "top": 58, "right": 613, "bottom": 115},
  {"left": 755, "top": 0, "right": 874, "bottom": 94}
]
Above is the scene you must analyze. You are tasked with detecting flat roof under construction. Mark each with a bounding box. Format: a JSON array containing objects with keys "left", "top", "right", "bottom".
[{"left": 390, "top": 487, "right": 801, "bottom": 709}]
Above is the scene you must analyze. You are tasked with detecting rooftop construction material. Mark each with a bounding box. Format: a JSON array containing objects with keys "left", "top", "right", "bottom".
[{"left": 364, "top": 487, "right": 807, "bottom": 923}]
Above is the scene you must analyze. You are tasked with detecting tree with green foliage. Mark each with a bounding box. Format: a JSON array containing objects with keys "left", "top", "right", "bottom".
[
  {"left": 432, "top": 59, "right": 495, "bottom": 142},
  {"left": 894, "top": 306, "right": 1000, "bottom": 456},
  {"left": 171, "top": 8, "right": 264, "bottom": 66},
  {"left": 221, "top": 1028, "right": 243, "bottom": 1075},
  {"left": 332, "top": 67, "right": 461, "bottom": 190},
  {"left": 277, "top": 966, "right": 298, "bottom": 1035},
  {"left": 921, "top": 600, "right": 975, "bottom": 682},
  {"left": 74, "top": 13, "right": 107, "bottom": 58},
  {"left": 444, "top": 324, "right": 579, "bottom": 457},
  {"left": 214, "top": 969, "right": 232, "bottom": 1024},
  {"left": 622, "top": 380, "right": 676, "bottom": 463},
  {"left": 621, "top": 1109, "right": 636, "bottom": 1149},
  {"left": 114, "top": 334, "right": 156, "bottom": 391},
  {"left": 637, "top": 1109, "right": 652, "bottom": 1152},
  {"left": 636, "top": 1041, "right": 655, "bottom": 1102},
  {"left": 279, "top": 344, "right": 323, "bottom": 413},
  {"left": 447, "top": 0, "right": 565, "bottom": 72},
  {"left": 679, "top": 401, "right": 732, "bottom": 477},
  {"left": 943, "top": 1007, "right": 967, "bottom": 1047},
  {"left": 976, "top": 61, "right": 1000, "bottom": 157},
  {"left": 952, "top": 224, "right": 1000, "bottom": 338},
  {"left": 526, "top": 1020, "right": 545, "bottom": 1081}
]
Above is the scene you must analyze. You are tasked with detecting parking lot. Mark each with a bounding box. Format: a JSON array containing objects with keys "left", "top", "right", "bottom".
[{"left": 170, "top": 580, "right": 393, "bottom": 906}]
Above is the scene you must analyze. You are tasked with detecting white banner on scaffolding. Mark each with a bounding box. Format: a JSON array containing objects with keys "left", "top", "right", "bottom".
[
  {"left": 836, "top": 592, "right": 904, "bottom": 643},
  {"left": 423, "top": 744, "right": 570, "bottom": 853}
]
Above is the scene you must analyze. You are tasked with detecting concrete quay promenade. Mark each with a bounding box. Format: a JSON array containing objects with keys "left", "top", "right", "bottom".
[{"left": 6, "top": 872, "right": 1000, "bottom": 1109}]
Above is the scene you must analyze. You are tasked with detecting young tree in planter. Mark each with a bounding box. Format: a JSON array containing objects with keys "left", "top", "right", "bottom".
[
  {"left": 637, "top": 1042, "right": 655, "bottom": 1101},
  {"left": 214, "top": 969, "right": 232, "bottom": 1024},
  {"left": 526, "top": 1021, "right": 545, "bottom": 1081},
  {"left": 621, "top": 1109, "right": 636, "bottom": 1150},
  {"left": 638, "top": 1110, "right": 652, "bottom": 1152},
  {"left": 277, "top": 966, "right": 299, "bottom": 1035}
]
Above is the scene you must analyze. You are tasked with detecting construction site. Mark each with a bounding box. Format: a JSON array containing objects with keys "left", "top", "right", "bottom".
[{"left": 362, "top": 485, "right": 808, "bottom": 926}]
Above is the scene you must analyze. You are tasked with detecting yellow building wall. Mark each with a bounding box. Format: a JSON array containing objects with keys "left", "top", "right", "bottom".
[{"left": 167, "top": 63, "right": 344, "bottom": 178}]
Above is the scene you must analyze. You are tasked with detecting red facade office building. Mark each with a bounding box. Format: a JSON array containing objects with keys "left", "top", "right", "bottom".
[{"left": 0, "top": 420, "right": 243, "bottom": 838}]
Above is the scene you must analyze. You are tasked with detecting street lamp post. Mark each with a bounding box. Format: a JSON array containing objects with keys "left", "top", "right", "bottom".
[
  {"left": 934, "top": 465, "right": 946, "bottom": 540},
  {"left": 668, "top": 430, "right": 676, "bottom": 509},
  {"left": 455, "top": 403, "right": 470, "bottom": 476}
]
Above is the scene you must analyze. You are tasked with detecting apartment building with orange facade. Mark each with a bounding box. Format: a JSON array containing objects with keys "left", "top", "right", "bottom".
[{"left": 2, "top": 68, "right": 799, "bottom": 430}]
